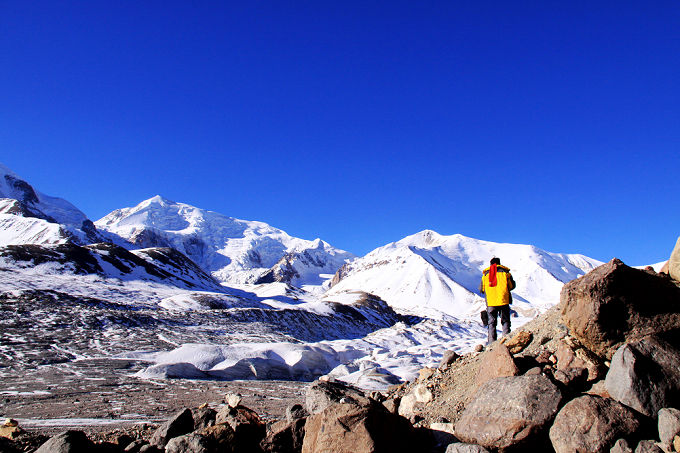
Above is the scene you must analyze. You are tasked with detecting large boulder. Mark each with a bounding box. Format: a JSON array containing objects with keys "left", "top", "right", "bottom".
[
  {"left": 670, "top": 236, "right": 680, "bottom": 281},
  {"left": 35, "top": 430, "right": 93, "bottom": 453},
  {"left": 150, "top": 408, "right": 195, "bottom": 448},
  {"left": 548, "top": 395, "right": 644, "bottom": 453},
  {"left": 215, "top": 405, "right": 266, "bottom": 452},
  {"left": 261, "top": 418, "right": 306, "bottom": 453},
  {"left": 302, "top": 401, "right": 414, "bottom": 453},
  {"left": 305, "top": 380, "right": 371, "bottom": 415},
  {"left": 165, "top": 432, "right": 212, "bottom": 453},
  {"left": 604, "top": 336, "right": 680, "bottom": 417},
  {"left": 453, "top": 375, "right": 562, "bottom": 451},
  {"left": 474, "top": 343, "right": 519, "bottom": 389},
  {"left": 560, "top": 258, "right": 680, "bottom": 359}
]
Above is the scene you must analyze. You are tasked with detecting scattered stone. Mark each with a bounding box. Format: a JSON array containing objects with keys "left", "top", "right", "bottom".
[
  {"left": 560, "top": 258, "right": 680, "bottom": 359},
  {"left": 524, "top": 366, "right": 542, "bottom": 376},
  {"left": 302, "top": 401, "right": 414, "bottom": 453},
  {"left": 611, "top": 438, "right": 634, "bottom": 453},
  {"left": 285, "top": 403, "right": 308, "bottom": 423},
  {"left": 669, "top": 236, "right": 680, "bottom": 281},
  {"left": 474, "top": 344, "right": 484, "bottom": 353},
  {"left": 503, "top": 330, "right": 533, "bottom": 354},
  {"left": 35, "top": 430, "right": 93, "bottom": 453},
  {"left": 586, "top": 380, "right": 611, "bottom": 398},
  {"left": 635, "top": 440, "right": 664, "bottom": 453},
  {"left": 549, "top": 395, "right": 643, "bottom": 453},
  {"left": 439, "top": 350, "right": 460, "bottom": 369},
  {"left": 165, "top": 432, "right": 211, "bottom": 453},
  {"left": 225, "top": 393, "right": 242, "bottom": 408},
  {"left": 553, "top": 367, "right": 588, "bottom": 390},
  {"left": 0, "top": 424, "right": 22, "bottom": 440},
  {"left": 605, "top": 336, "right": 680, "bottom": 417},
  {"left": 398, "top": 384, "right": 433, "bottom": 417},
  {"left": 149, "top": 408, "right": 195, "bottom": 448},
  {"left": 429, "top": 422, "right": 456, "bottom": 448},
  {"left": 445, "top": 443, "right": 491, "bottom": 453},
  {"left": 3, "top": 419, "right": 18, "bottom": 427},
  {"left": 305, "top": 380, "right": 370, "bottom": 415},
  {"left": 474, "top": 343, "right": 519, "bottom": 389},
  {"left": 419, "top": 367, "right": 436, "bottom": 381},
  {"left": 454, "top": 375, "right": 562, "bottom": 450},
  {"left": 139, "top": 444, "right": 163, "bottom": 453},
  {"left": 192, "top": 406, "right": 217, "bottom": 431},
  {"left": 659, "top": 408, "right": 680, "bottom": 451},
  {"left": 124, "top": 440, "right": 147, "bottom": 452},
  {"left": 116, "top": 434, "right": 134, "bottom": 448},
  {"left": 261, "top": 418, "right": 306, "bottom": 453}
]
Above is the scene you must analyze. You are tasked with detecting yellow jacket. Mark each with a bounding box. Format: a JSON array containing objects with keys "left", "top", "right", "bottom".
[{"left": 479, "top": 265, "right": 516, "bottom": 307}]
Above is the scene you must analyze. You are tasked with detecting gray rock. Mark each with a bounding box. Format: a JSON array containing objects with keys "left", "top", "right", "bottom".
[
  {"left": 124, "top": 440, "right": 147, "bottom": 452},
  {"left": 192, "top": 406, "right": 217, "bottom": 431},
  {"left": 549, "top": 395, "right": 643, "bottom": 453},
  {"left": 165, "top": 432, "right": 211, "bottom": 453},
  {"left": 635, "top": 440, "right": 664, "bottom": 453},
  {"left": 150, "top": 408, "right": 195, "bottom": 447},
  {"left": 669, "top": 236, "right": 680, "bottom": 281},
  {"left": 285, "top": 403, "right": 308, "bottom": 423},
  {"left": 454, "top": 375, "right": 562, "bottom": 450},
  {"left": 605, "top": 336, "right": 680, "bottom": 417},
  {"left": 610, "top": 438, "right": 633, "bottom": 453},
  {"left": 445, "top": 442, "right": 491, "bottom": 452},
  {"left": 439, "top": 350, "right": 460, "bottom": 369},
  {"left": 658, "top": 408, "right": 680, "bottom": 451},
  {"left": 35, "top": 430, "right": 93, "bottom": 453},
  {"left": 305, "top": 379, "right": 370, "bottom": 414},
  {"left": 139, "top": 445, "right": 162, "bottom": 453}
]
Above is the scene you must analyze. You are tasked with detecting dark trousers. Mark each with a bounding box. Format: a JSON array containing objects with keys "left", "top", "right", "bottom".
[{"left": 487, "top": 305, "right": 511, "bottom": 345}]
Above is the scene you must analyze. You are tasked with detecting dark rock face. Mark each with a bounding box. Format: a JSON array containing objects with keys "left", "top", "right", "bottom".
[
  {"left": 260, "top": 418, "right": 306, "bottom": 453},
  {"left": 35, "top": 430, "right": 93, "bottom": 453},
  {"left": 604, "top": 336, "right": 680, "bottom": 417},
  {"left": 4, "top": 174, "right": 39, "bottom": 205},
  {"left": 454, "top": 375, "right": 562, "bottom": 451},
  {"left": 548, "top": 395, "right": 644, "bottom": 453},
  {"left": 215, "top": 406, "right": 266, "bottom": 452},
  {"left": 305, "top": 380, "right": 371, "bottom": 415},
  {"left": 192, "top": 407, "right": 217, "bottom": 431},
  {"left": 560, "top": 258, "right": 680, "bottom": 359},
  {"left": 150, "top": 408, "right": 195, "bottom": 448},
  {"left": 302, "top": 402, "right": 414, "bottom": 453}
]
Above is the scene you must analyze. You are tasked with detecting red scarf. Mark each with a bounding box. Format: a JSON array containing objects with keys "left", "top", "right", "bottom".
[{"left": 488, "top": 263, "right": 498, "bottom": 287}]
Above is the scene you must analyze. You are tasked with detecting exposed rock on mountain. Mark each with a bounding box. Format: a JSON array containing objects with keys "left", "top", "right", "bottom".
[
  {"left": 0, "top": 163, "right": 107, "bottom": 246},
  {"left": 95, "top": 196, "right": 354, "bottom": 286}
]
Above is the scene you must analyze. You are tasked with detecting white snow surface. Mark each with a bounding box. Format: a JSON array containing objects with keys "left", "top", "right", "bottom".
[
  {"left": 95, "top": 196, "right": 354, "bottom": 286},
  {"left": 326, "top": 230, "right": 603, "bottom": 318}
]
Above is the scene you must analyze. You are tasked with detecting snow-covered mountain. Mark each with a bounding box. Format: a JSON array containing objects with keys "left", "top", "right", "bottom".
[
  {"left": 95, "top": 196, "right": 354, "bottom": 286},
  {"left": 0, "top": 163, "right": 105, "bottom": 245},
  {"left": 326, "top": 230, "right": 603, "bottom": 318}
]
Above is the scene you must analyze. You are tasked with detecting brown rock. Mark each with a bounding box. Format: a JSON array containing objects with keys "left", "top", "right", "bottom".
[
  {"left": 549, "top": 395, "right": 643, "bottom": 453},
  {"left": 302, "top": 401, "right": 414, "bottom": 453},
  {"left": 382, "top": 397, "right": 400, "bottom": 415},
  {"left": 475, "top": 343, "right": 519, "bottom": 389},
  {"left": 560, "top": 258, "right": 680, "bottom": 359},
  {"left": 503, "top": 330, "right": 533, "bottom": 354},
  {"left": 261, "top": 418, "right": 306, "bottom": 453},
  {"left": 305, "top": 380, "right": 370, "bottom": 415},
  {"left": 199, "top": 424, "right": 236, "bottom": 453},
  {"left": 215, "top": 406, "right": 266, "bottom": 452},
  {"left": 0, "top": 425, "right": 22, "bottom": 439},
  {"left": 673, "top": 435, "right": 680, "bottom": 452},
  {"left": 418, "top": 367, "right": 436, "bottom": 381},
  {"left": 454, "top": 375, "right": 562, "bottom": 450}
]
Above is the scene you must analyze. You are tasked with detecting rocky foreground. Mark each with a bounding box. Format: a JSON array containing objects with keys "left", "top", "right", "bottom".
[{"left": 2, "top": 257, "right": 680, "bottom": 452}]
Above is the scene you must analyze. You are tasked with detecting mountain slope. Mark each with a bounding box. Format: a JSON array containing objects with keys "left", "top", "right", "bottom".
[
  {"left": 0, "top": 163, "right": 105, "bottom": 245},
  {"left": 95, "top": 196, "right": 354, "bottom": 286},
  {"left": 326, "top": 230, "right": 603, "bottom": 318}
]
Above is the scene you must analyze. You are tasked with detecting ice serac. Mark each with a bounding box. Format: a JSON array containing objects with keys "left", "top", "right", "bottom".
[
  {"left": 326, "top": 230, "right": 602, "bottom": 318},
  {"left": 0, "top": 162, "right": 106, "bottom": 245},
  {"left": 95, "top": 196, "right": 354, "bottom": 286}
]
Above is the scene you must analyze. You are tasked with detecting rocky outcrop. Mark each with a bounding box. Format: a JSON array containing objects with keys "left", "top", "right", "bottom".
[
  {"left": 604, "top": 336, "right": 680, "bottom": 417},
  {"left": 35, "top": 430, "right": 93, "bottom": 453},
  {"left": 302, "top": 401, "right": 415, "bottom": 453},
  {"left": 305, "top": 380, "right": 370, "bottom": 415},
  {"left": 454, "top": 375, "right": 562, "bottom": 450},
  {"left": 548, "top": 395, "right": 644, "bottom": 453},
  {"left": 670, "top": 236, "right": 680, "bottom": 281},
  {"left": 560, "top": 258, "right": 680, "bottom": 359}
]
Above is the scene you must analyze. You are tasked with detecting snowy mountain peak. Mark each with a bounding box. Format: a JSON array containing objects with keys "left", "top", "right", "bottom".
[{"left": 96, "top": 197, "right": 354, "bottom": 286}]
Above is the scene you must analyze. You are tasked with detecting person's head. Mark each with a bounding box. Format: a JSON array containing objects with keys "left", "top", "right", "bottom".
[{"left": 490, "top": 257, "right": 501, "bottom": 266}]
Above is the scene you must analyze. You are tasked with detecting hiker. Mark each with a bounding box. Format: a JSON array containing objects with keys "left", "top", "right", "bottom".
[{"left": 479, "top": 257, "right": 516, "bottom": 345}]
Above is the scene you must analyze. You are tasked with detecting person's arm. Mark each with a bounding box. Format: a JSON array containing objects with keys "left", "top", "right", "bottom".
[
  {"left": 479, "top": 277, "right": 485, "bottom": 294},
  {"left": 507, "top": 273, "right": 516, "bottom": 291}
]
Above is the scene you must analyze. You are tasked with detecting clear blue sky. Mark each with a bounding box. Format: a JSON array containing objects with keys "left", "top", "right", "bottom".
[{"left": 1, "top": 1, "right": 678, "bottom": 265}]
